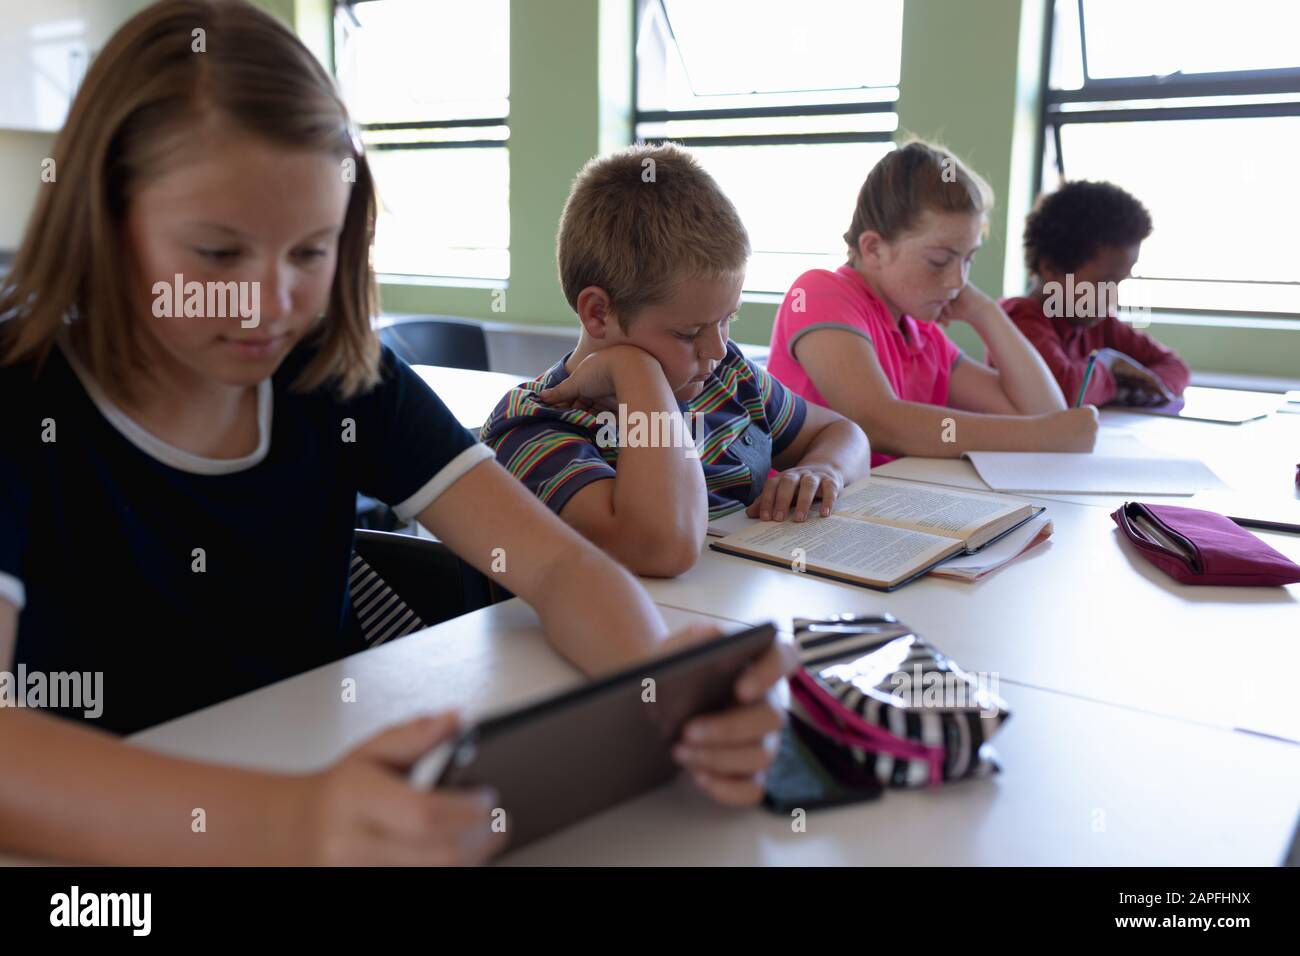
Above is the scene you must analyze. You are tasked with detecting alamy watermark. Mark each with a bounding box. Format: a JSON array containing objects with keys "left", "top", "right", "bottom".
[
  {"left": 1043, "top": 274, "right": 1151, "bottom": 329},
  {"left": 50, "top": 886, "right": 150, "bottom": 936},
  {"left": 593, "top": 405, "right": 708, "bottom": 460},
  {"left": 152, "top": 273, "right": 260, "bottom": 328},
  {"left": 887, "top": 664, "right": 1000, "bottom": 719},
  {"left": 0, "top": 666, "right": 103, "bottom": 718}
]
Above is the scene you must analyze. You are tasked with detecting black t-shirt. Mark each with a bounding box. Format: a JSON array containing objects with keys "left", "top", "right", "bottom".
[{"left": 0, "top": 337, "right": 491, "bottom": 734}]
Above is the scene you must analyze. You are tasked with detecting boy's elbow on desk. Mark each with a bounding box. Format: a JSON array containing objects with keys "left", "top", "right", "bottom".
[
  {"left": 584, "top": 507, "right": 702, "bottom": 577},
  {"left": 619, "top": 526, "right": 702, "bottom": 578}
]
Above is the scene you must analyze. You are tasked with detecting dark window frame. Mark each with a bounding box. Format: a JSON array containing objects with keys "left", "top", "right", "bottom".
[
  {"left": 336, "top": 0, "right": 510, "bottom": 151},
  {"left": 631, "top": 0, "right": 898, "bottom": 150},
  {"left": 1035, "top": 0, "right": 1300, "bottom": 316},
  {"left": 333, "top": 0, "right": 510, "bottom": 280}
]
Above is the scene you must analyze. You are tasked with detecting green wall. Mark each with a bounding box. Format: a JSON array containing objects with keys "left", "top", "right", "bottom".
[
  {"left": 380, "top": 0, "right": 607, "bottom": 326},
  {"left": 280, "top": 0, "right": 1299, "bottom": 378}
]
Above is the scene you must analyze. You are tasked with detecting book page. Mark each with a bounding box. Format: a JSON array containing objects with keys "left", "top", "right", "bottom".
[
  {"left": 706, "top": 508, "right": 755, "bottom": 538},
  {"left": 716, "top": 515, "right": 957, "bottom": 586},
  {"left": 834, "top": 477, "right": 1020, "bottom": 539},
  {"left": 930, "top": 515, "right": 1052, "bottom": 580}
]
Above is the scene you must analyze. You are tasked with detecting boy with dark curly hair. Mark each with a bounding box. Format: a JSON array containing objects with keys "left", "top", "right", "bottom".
[{"left": 1000, "top": 181, "right": 1190, "bottom": 406}]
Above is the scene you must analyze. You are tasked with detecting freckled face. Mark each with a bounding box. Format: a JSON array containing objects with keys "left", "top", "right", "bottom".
[{"left": 871, "top": 210, "right": 984, "bottom": 322}]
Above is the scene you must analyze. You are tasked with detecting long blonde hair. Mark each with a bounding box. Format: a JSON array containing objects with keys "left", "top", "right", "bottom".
[{"left": 0, "top": 0, "right": 381, "bottom": 400}]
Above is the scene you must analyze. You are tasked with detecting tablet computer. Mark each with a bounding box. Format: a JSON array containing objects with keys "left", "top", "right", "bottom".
[
  {"left": 409, "top": 622, "right": 778, "bottom": 852},
  {"left": 1126, "top": 385, "right": 1274, "bottom": 424}
]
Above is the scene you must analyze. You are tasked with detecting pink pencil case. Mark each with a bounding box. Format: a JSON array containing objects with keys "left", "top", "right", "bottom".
[
  {"left": 1112, "top": 501, "right": 1300, "bottom": 587},
  {"left": 789, "top": 614, "right": 1009, "bottom": 789}
]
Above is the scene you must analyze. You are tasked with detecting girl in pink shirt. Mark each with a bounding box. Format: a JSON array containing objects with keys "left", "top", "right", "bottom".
[{"left": 768, "top": 141, "right": 1099, "bottom": 466}]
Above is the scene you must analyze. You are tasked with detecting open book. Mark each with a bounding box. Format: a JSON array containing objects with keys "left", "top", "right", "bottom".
[{"left": 708, "top": 476, "right": 1045, "bottom": 591}]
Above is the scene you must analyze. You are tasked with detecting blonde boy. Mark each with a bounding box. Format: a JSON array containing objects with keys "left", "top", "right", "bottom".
[{"left": 482, "top": 144, "right": 870, "bottom": 577}]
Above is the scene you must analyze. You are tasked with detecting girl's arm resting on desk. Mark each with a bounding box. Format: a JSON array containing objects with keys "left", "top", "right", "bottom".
[
  {"left": 942, "top": 285, "right": 1068, "bottom": 415},
  {"left": 0, "top": 601, "right": 506, "bottom": 865},
  {"left": 0, "top": 455, "right": 789, "bottom": 861},
  {"left": 794, "top": 328, "right": 1098, "bottom": 457},
  {"left": 418, "top": 456, "right": 672, "bottom": 674},
  {"left": 0, "top": 705, "right": 309, "bottom": 865},
  {"left": 419, "top": 458, "right": 795, "bottom": 806}
]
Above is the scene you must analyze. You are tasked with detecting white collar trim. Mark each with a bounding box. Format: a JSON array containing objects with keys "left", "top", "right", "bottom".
[{"left": 58, "top": 334, "right": 272, "bottom": 475}]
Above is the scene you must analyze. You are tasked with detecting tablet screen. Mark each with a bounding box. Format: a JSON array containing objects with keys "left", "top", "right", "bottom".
[{"left": 426, "top": 623, "right": 777, "bottom": 853}]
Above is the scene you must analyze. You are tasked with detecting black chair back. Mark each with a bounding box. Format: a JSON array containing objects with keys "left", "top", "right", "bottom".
[
  {"left": 353, "top": 529, "right": 501, "bottom": 629},
  {"left": 377, "top": 315, "right": 490, "bottom": 371}
]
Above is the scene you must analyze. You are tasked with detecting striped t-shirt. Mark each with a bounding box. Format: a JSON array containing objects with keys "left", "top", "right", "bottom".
[{"left": 481, "top": 341, "right": 807, "bottom": 520}]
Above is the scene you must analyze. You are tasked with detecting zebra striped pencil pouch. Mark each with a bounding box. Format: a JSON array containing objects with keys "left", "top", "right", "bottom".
[{"left": 790, "top": 613, "right": 1010, "bottom": 788}]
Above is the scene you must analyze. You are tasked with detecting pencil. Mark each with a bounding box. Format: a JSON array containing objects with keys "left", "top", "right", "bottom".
[
  {"left": 1075, "top": 350, "right": 1099, "bottom": 407},
  {"left": 1229, "top": 517, "right": 1300, "bottom": 535}
]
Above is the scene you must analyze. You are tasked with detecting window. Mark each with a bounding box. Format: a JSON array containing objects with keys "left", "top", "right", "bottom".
[
  {"left": 1041, "top": 0, "right": 1300, "bottom": 316},
  {"left": 634, "top": 0, "right": 903, "bottom": 294},
  {"left": 335, "top": 0, "right": 509, "bottom": 281}
]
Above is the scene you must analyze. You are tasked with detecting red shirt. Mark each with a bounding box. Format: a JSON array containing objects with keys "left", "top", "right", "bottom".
[{"left": 999, "top": 296, "right": 1190, "bottom": 406}]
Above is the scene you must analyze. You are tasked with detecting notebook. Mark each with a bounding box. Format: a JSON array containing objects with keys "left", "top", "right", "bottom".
[
  {"left": 708, "top": 476, "right": 1044, "bottom": 591},
  {"left": 963, "top": 449, "right": 1223, "bottom": 495}
]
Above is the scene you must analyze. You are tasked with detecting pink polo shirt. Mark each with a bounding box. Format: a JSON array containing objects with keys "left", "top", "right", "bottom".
[{"left": 767, "top": 264, "right": 962, "bottom": 466}]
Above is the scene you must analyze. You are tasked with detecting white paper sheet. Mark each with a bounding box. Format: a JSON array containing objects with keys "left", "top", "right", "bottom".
[
  {"left": 963, "top": 450, "right": 1224, "bottom": 495},
  {"left": 930, "top": 514, "right": 1053, "bottom": 580}
]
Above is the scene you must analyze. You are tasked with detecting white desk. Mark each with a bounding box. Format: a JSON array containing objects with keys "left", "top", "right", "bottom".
[
  {"left": 132, "top": 386, "right": 1300, "bottom": 863},
  {"left": 121, "top": 598, "right": 1300, "bottom": 866},
  {"left": 412, "top": 364, "right": 527, "bottom": 432},
  {"left": 1098, "top": 401, "right": 1300, "bottom": 504},
  {"left": 644, "top": 396, "right": 1300, "bottom": 742},
  {"left": 875, "top": 400, "right": 1300, "bottom": 512},
  {"left": 645, "top": 497, "right": 1300, "bottom": 743},
  {"left": 8, "top": 384, "right": 1297, "bottom": 866}
]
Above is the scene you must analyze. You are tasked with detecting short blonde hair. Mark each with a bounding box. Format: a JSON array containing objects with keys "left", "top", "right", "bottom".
[
  {"left": 0, "top": 0, "right": 380, "bottom": 401},
  {"left": 844, "top": 139, "right": 994, "bottom": 263},
  {"left": 557, "top": 143, "right": 749, "bottom": 329}
]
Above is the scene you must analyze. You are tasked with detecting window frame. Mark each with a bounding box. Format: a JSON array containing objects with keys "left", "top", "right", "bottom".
[
  {"left": 335, "top": 0, "right": 511, "bottom": 282},
  {"left": 632, "top": 0, "right": 898, "bottom": 149},
  {"left": 1035, "top": 0, "right": 1300, "bottom": 318},
  {"left": 631, "top": 0, "right": 901, "bottom": 296}
]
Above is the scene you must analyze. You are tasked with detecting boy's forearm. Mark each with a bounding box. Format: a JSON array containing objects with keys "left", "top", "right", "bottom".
[
  {"left": 1109, "top": 324, "right": 1191, "bottom": 396},
  {"left": 608, "top": 355, "right": 708, "bottom": 550},
  {"left": 795, "top": 418, "right": 871, "bottom": 480},
  {"left": 971, "top": 309, "right": 1067, "bottom": 413},
  {"left": 0, "top": 708, "right": 310, "bottom": 865}
]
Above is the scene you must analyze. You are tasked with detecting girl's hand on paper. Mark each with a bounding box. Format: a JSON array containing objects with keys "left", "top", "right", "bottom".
[{"left": 1038, "top": 406, "right": 1100, "bottom": 451}]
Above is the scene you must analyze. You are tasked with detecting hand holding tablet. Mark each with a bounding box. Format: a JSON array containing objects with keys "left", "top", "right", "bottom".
[{"left": 408, "top": 623, "right": 783, "bottom": 853}]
